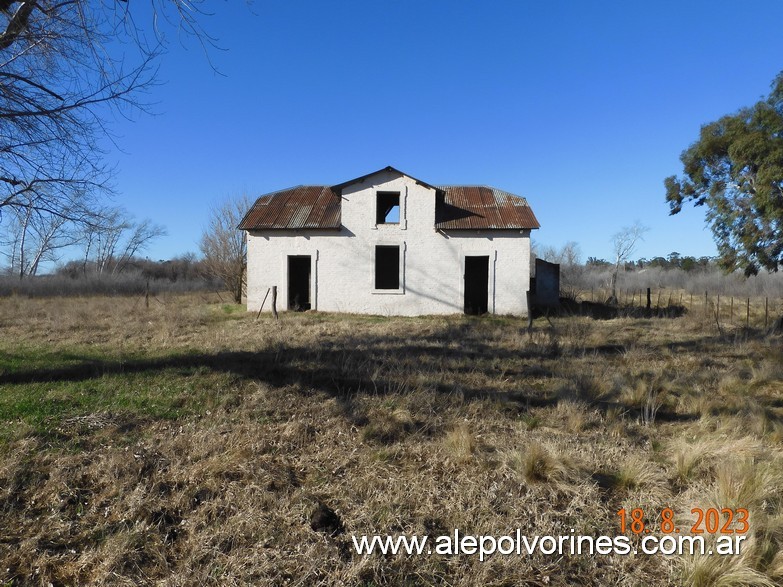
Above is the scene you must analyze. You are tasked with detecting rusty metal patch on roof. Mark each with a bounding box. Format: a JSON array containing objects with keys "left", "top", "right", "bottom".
[
  {"left": 238, "top": 186, "right": 341, "bottom": 230},
  {"left": 434, "top": 186, "right": 540, "bottom": 230}
]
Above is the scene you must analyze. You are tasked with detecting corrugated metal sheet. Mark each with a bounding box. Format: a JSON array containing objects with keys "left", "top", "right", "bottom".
[
  {"left": 239, "top": 179, "right": 539, "bottom": 231},
  {"left": 238, "top": 186, "right": 341, "bottom": 230},
  {"left": 434, "top": 186, "right": 540, "bottom": 230}
]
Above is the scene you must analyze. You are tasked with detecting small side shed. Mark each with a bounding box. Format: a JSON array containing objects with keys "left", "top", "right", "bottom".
[{"left": 531, "top": 258, "right": 560, "bottom": 309}]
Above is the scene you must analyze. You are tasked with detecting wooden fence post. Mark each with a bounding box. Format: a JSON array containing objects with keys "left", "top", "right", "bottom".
[
  {"left": 646, "top": 288, "right": 651, "bottom": 310},
  {"left": 255, "top": 288, "right": 271, "bottom": 320},
  {"left": 746, "top": 298, "right": 750, "bottom": 327},
  {"left": 272, "top": 285, "right": 279, "bottom": 320},
  {"left": 145, "top": 279, "right": 150, "bottom": 309},
  {"left": 765, "top": 297, "right": 769, "bottom": 329}
]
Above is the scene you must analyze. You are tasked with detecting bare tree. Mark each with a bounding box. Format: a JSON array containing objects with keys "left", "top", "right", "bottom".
[
  {"left": 80, "top": 207, "right": 166, "bottom": 274},
  {"left": 0, "top": 1, "right": 219, "bottom": 223},
  {"left": 0, "top": 190, "right": 82, "bottom": 277},
  {"left": 200, "top": 194, "right": 250, "bottom": 303},
  {"left": 609, "top": 222, "right": 648, "bottom": 304}
]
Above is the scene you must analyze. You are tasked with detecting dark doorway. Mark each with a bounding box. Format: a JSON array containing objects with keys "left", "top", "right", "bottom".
[
  {"left": 464, "top": 256, "right": 489, "bottom": 315},
  {"left": 288, "top": 256, "right": 311, "bottom": 311}
]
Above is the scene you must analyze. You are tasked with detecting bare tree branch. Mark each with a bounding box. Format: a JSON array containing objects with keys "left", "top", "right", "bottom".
[{"left": 0, "top": 1, "right": 222, "bottom": 227}]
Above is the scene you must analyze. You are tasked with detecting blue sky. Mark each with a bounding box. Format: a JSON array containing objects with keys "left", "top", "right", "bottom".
[{"left": 104, "top": 0, "right": 783, "bottom": 263}]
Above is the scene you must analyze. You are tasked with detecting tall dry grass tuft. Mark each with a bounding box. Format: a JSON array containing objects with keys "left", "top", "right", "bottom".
[
  {"left": 554, "top": 399, "right": 593, "bottom": 433},
  {"left": 613, "top": 454, "right": 667, "bottom": 495},
  {"left": 506, "top": 441, "right": 574, "bottom": 484},
  {"left": 442, "top": 421, "right": 477, "bottom": 464},
  {"left": 680, "top": 552, "right": 776, "bottom": 587},
  {"left": 713, "top": 459, "right": 783, "bottom": 512}
]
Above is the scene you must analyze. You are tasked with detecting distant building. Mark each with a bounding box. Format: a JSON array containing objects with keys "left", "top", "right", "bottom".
[{"left": 239, "top": 166, "right": 539, "bottom": 316}]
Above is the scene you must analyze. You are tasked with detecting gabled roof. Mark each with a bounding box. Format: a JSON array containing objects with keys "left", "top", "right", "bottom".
[
  {"left": 238, "top": 168, "right": 539, "bottom": 231},
  {"left": 331, "top": 165, "right": 440, "bottom": 193}
]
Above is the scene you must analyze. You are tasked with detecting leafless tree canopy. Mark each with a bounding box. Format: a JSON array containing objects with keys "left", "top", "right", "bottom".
[
  {"left": 0, "top": 1, "right": 216, "bottom": 274},
  {"left": 199, "top": 194, "right": 249, "bottom": 303},
  {"left": 0, "top": 1, "right": 215, "bottom": 225},
  {"left": 79, "top": 208, "right": 167, "bottom": 275}
]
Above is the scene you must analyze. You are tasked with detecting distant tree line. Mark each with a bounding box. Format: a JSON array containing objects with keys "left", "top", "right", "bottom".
[
  {"left": 535, "top": 239, "right": 783, "bottom": 301},
  {"left": 0, "top": 254, "right": 222, "bottom": 298},
  {"left": 586, "top": 252, "right": 716, "bottom": 272},
  {"left": 56, "top": 254, "right": 206, "bottom": 283}
]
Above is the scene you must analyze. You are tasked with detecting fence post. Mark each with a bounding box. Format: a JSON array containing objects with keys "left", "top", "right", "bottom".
[
  {"left": 272, "top": 285, "right": 279, "bottom": 320},
  {"left": 646, "top": 288, "right": 651, "bottom": 310},
  {"left": 730, "top": 297, "right": 733, "bottom": 324},
  {"left": 256, "top": 288, "right": 271, "bottom": 320},
  {"left": 705, "top": 291, "right": 708, "bottom": 318},
  {"left": 746, "top": 298, "right": 750, "bottom": 327},
  {"left": 765, "top": 297, "right": 769, "bottom": 329}
]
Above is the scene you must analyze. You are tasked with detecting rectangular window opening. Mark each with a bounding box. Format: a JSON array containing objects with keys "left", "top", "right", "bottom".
[
  {"left": 375, "top": 245, "right": 400, "bottom": 289},
  {"left": 376, "top": 192, "right": 400, "bottom": 224}
]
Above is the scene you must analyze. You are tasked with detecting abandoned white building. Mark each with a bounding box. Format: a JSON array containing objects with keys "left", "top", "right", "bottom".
[{"left": 239, "top": 166, "right": 540, "bottom": 316}]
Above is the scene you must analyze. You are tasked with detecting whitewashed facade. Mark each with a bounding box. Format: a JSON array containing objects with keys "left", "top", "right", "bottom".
[{"left": 240, "top": 167, "right": 539, "bottom": 316}]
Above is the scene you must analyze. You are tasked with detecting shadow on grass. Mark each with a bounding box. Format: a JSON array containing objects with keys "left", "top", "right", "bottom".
[
  {"left": 556, "top": 299, "right": 688, "bottom": 320},
  {"left": 1, "top": 318, "right": 774, "bottom": 427},
  {"left": 0, "top": 324, "right": 557, "bottom": 407}
]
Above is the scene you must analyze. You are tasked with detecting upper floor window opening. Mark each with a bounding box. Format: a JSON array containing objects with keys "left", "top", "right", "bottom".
[{"left": 376, "top": 192, "right": 400, "bottom": 224}]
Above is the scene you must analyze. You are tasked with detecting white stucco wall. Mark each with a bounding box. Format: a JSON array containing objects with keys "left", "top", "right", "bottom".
[{"left": 245, "top": 169, "right": 533, "bottom": 316}]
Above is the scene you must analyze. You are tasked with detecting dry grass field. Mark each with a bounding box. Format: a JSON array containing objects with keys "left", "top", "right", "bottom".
[{"left": 1, "top": 294, "right": 783, "bottom": 586}]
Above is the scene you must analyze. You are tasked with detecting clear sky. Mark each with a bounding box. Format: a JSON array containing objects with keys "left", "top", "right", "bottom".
[{"left": 103, "top": 0, "right": 783, "bottom": 264}]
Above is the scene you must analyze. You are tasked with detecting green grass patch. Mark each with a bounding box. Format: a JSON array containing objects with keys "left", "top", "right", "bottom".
[
  {"left": 0, "top": 345, "right": 236, "bottom": 438},
  {"left": 0, "top": 368, "right": 230, "bottom": 426}
]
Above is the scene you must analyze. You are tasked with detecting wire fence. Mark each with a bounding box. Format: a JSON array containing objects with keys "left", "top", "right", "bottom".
[{"left": 583, "top": 287, "right": 782, "bottom": 329}]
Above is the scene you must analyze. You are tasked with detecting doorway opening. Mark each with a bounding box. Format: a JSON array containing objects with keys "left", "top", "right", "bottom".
[
  {"left": 288, "top": 255, "right": 311, "bottom": 311},
  {"left": 464, "top": 256, "right": 489, "bottom": 315}
]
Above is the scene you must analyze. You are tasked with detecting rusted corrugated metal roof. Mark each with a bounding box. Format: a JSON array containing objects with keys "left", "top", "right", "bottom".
[
  {"left": 238, "top": 186, "right": 341, "bottom": 230},
  {"left": 434, "top": 186, "right": 540, "bottom": 230},
  {"left": 239, "top": 178, "right": 539, "bottom": 231}
]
